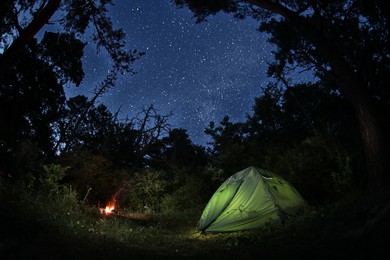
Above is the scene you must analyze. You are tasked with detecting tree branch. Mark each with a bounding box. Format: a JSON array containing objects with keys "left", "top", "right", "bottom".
[
  {"left": 0, "top": 0, "right": 61, "bottom": 69},
  {"left": 245, "top": 0, "right": 295, "bottom": 19}
]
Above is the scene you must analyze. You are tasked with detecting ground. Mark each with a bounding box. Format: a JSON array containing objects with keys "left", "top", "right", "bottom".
[{"left": 1, "top": 185, "right": 389, "bottom": 259}]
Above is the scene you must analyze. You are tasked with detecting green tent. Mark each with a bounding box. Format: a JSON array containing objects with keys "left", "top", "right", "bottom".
[{"left": 197, "top": 166, "right": 305, "bottom": 233}]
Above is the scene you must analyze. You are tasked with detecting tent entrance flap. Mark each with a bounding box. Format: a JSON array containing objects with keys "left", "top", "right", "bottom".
[{"left": 197, "top": 172, "right": 245, "bottom": 232}]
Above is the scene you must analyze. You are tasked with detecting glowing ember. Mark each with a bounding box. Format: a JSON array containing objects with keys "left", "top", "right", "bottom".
[
  {"left": 105, "top": 203, "right": 115, "bottom": 214},
  {"left": 100, "top": 197, "right": 116, "bottom": 215},
  {"left": 99, "top": 189, "right": 124, "bottom": 216}
]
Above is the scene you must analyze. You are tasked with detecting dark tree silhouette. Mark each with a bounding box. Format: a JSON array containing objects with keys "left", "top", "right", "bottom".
[
  {"left": 131, "top": 105, "right": 173, "bottom": 168},
  {"left": 172, "top": 0, "right": 390, "bottom": 191},
  {"left": 0, "top": 39, "right": 68, "bottom": 177},
  {"left": 161, "top": 128, "right": 209, "bottom": 170},
  {"left": 206, "top": 81, "right": 362, "bottom": 202},
  {"left": 0, "top": 0, "right": 143, "bottom": 73},
  {"left": 0, "top": 1, "right": 143, "bottom": 178}
]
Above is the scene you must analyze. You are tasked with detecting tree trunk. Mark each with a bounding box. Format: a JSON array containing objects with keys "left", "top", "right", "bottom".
[
  {"left": 304, "top": 23, "right": 387, "bottom": 191},
  {"left": 341, "top": 80, "right": 385, "bottom": 191},
  {"left": 312, "top": 43, "right": 386, "bottom": 192},
  {"left": 0, "top": 0, "right": 61, "bottom": 69}
]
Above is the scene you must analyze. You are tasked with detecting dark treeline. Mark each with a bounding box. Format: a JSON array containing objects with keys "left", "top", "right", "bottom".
[
  {"left": 173, "top": 0, "right": 390, "bottom": 192},
  {"left": 1, "top": 0, "right": 389, "bottom": 210}
]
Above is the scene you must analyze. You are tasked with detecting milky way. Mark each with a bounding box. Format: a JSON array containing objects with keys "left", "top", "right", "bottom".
[{"left": 65, "top": 0, "right": 275, "bottom": 145}]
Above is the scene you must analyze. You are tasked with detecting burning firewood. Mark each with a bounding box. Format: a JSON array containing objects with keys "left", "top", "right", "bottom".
[{"left": 99, "top": 195, "right": 152, "bottom": 223}]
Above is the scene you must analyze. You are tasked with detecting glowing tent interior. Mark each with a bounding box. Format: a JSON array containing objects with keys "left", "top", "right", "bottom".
[{"left": 197, "top": 166, "right": 306, "bottom": 233}]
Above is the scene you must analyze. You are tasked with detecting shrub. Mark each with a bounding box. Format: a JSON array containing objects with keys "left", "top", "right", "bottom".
[
  {"left": 265, "top": 136, "right": 355, "bottom": 203},
  {"left": 160, "top": 175, "right": 209, "bottom": 213},
  {"left": 1, "top": 164, "right": 86, "bottom": 230},
  {"left": 120, "top": 169, "right": 170, "bottom": 212},
  {"left": 60, "top": 151, "right": 129, "bottom": 204},
  {"left": 40, "top": 163, "right": 69, "bottom": 190}
]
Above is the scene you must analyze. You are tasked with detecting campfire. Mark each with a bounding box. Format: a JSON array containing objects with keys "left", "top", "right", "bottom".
[
  {"left": 99, "top": 197, "right": 117, "bottom": 215},
  {"left": 99, "top": 193, "right": 152, "bottom": 223}
]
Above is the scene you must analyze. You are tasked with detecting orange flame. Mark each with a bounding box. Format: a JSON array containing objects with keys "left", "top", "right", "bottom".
[
  {"left": 100, "top": 189, "right": 124, "bottom": 215},
  {"left": 104, "top": 200, "right": 116, "bottom": 214},
  {"left": 100, "top": 196, "right": 116, "bottom": 215}
]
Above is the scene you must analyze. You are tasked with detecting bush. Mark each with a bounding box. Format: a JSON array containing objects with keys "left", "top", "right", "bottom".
[
  {"left": 160, "top": 175, "right": 210, "bottom": 213},
  {"left": 40, "top": 163, "right": 69, "bottom": 190},
  {"left": 1, "top": 164, "right": 86, "bottom": 230},
  {"left": 60, "top": 151, "right": 129, "bottom": 204},
  {"left": 264, "top": 136, "right": 355, "bottom": 203},
  {"left": 120, "top": 169, "right": 170, "bottom": 212}
]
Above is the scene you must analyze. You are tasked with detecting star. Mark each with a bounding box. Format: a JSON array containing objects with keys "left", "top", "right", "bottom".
[{"left": 65, "top": 0, "right": 275, "bottom": 145}]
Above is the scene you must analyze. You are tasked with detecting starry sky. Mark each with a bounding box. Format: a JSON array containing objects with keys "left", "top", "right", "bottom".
[{"left": 65, "top": 0, "right": 276, "bottom": 146}]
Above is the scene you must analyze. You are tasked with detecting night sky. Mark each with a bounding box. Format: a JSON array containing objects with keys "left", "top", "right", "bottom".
[{"left": 65, "top": 0, "right": 276, "bottom": 146}]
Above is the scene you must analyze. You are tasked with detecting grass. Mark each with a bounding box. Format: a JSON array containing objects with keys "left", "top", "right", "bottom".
[{"left": 1, "top": 181, "right": 389, "bottom": 259}]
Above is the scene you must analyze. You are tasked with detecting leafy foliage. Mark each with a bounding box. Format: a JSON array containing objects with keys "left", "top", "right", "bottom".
[
  {"left": 161, "top": 174, "right": 210, "bottom": 213},
  {"left": 121, "top": 169, "right": 170, "bottom": 212},
  {"left": 0, "top": 0, "right": 144, "bottom": 177},
  {"left": 60, "top": 151, "right": 128, "bottom": 204},
  {"left": 159, "top": 128, "right": 209, "bottom": 170},
  {"left": 0, "top": 40, "right": 67, "bottom": 174},
  {"left": 38, "top": 32, "right": 86, "bottom": 86},
  {"left": 205, "top": 82, "right": 361, "bottom": 202}
]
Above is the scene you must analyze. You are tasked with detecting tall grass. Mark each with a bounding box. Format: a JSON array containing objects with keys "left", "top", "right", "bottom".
[
  {"left": 0, "top": 175, "right": 316, "bottom": 259},
  {"left": 1, "top": 164, "right": 387, "bottom": 259}
]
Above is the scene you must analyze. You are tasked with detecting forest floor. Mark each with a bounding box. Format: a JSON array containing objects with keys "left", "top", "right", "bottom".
[{"left": 1, "top": 184, "right": 389, "bottom": 260}]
